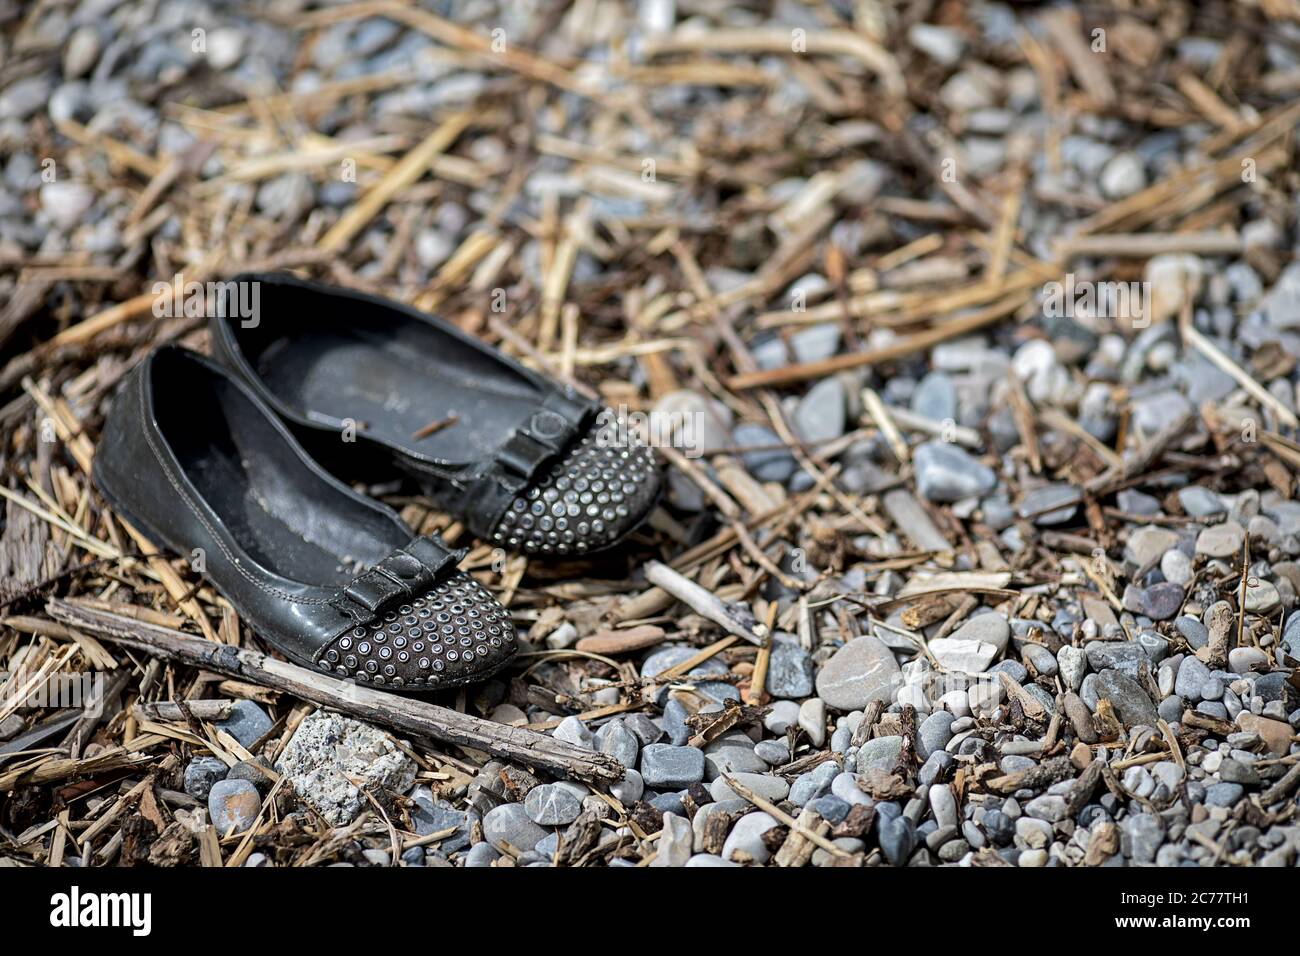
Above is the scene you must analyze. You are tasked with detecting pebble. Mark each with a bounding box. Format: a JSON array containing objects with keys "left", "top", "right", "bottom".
[
  {"left": 918, "top": 711, "right": 956, "bottom": 759},
  {"left": 1125, "top": 581, "right": 1185, "bottom": 620},
  {"left": 857, "top": 735, "right": 904, "bottom": 772},
  {"left": 766, "top": 635, "right": 815, "bottom": 698},
  {"left": 410, "top": 791, "right": 472, "bottom": 851},
  {"left": 1128, "top": 526, "right": 1180, "bottom": 565},
  {"left": 1176, "top": 656, "right": 1212, "bottom": 700},
  {"left": 524, "top": 784, "right": 582, "bottom": 826},
  {"left": 798, "top": 697, "right": 826, "bottom": 746},
  {"left": 483, "top": 803, "right": 548, "bottom": 851},
  {"left": 554, "top": 715, "right": 596, "bottom": 749},
  {"left": 464, "top": 843, "right": 499, "bottom": 867},
  {"left": 929, "top": 784, "right": 958, "bottom": 828},
  {"left": 919, "top": 751, "right": 955, "bottom": 786},
  {"left": 1197, "top": 522, "right": 1246, "bottom": 558},
  {"left": 611, "top": 769, "right": 644, "bottom": 804},
  {"left": 651, "top": 813, "right": 692, "bottom": 867},
  {"left": 1093, "top": 669, "right": 1159, "bottom": 728},
  {"left": 794, "top": 377, "right": 846, "bottom": 443},
  {"left": 63, "top": 26, "right": 101, "bottom": 79},
  {"left": 1161, "top": 549, "right": 1193, "bottom": 586},
  {"left": 790, "top": 761, "right": 839, "bottom": 805},
  {"left": 208, "top": 779, "right": 260, "bottom": 835},
  {"left": 216, "top": 700, "right": 274, "bottom": 749},
  {"left": 950, "top": 613, "right": 1011, "bottom": 654},
  {"left": 1085, "top": 641, "right": 1147, "bottom": 678},
  {"left": 1057, "top": 645, "right": 1086, "bottom": 690},
  {"left": 710, "top": 772, "right": 790, "bottom": 803},
  {"left": 754, "top": 740, "right": 789, "bottom": 765},
  {"left": 914, "top": 441, "right": 998, "bottom": 502},
  {"left": 1228, "top": 647, "right": 1269, "bottom": 673},
  {"left": 763, "top": 699, "right": 800, "bottom": 734},
  {"left": 275, "top": 711, "right": 416, "bottom": 826},
  {"left": 878, "top": 814, "right": 916, "bottom": 865},
  {"left": 1018, "top": 484, "right": 1079, "bottom": 525},
  {"left": 640, "top": 744, "right": 705, "bottom": 789},
  {"left": 1099, "top": 151, "right": 1147, "bottom": 199},
  {"left": 1022, "top": 643, "right": 1057, "bottom": 676},
  {"left": 733, "top": 423, "right": 796, "bottom": 483},
  {"left": 183, "top": 756, "right": 228, "bottom": 801},
  {"left": 814, "top": 635, "right": 901, "bottom": 710},
  {"left": 40, "top": 182, "right": 96, "bottom": 231},
  {"left": 911, "top": 371, "right": 957, "bottom": 421},
  {"left": 722, "top": 811, "right": 780, "bottom": 864},
  {"left": 928, "top": 637, "right": 998, "bottom": 673},
  {"left": 652, "top": 390, "right": 731, "bottom": 455},
  {"left": 1024, "top": 794, "right": 1068, "bottom": 822},
  {"left": 1244, "top": 580, "right": 1281, "bottom": 614},
  {"left": 595, "top": 719, "right": 640, "bottom": 769}
]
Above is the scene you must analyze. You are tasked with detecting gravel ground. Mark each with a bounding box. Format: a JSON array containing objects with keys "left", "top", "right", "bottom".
[{"left": 2, "top": 0, "right": 1300, "bottom": 868}]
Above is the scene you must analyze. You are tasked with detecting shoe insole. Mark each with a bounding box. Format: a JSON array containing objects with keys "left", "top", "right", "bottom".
[
  {"left": 157, "top": 371, "right": 406, "bottom": 588},
  {"left": 254, "top": 328, "right": 540, "bottom": 465}
]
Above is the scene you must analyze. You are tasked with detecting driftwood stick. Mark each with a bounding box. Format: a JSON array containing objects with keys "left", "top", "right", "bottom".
[
  {"left": 644, "top": 560, "right": 762, "bottom": 645},
  {"left": 134, "top": 699, "right": 237, "bottom": 722},
  {"left": 47, "top": 598, "right": 624, "bottom": 784}
]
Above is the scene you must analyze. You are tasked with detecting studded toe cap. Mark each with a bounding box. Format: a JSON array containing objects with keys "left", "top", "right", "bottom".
[
  {"left": 316, "top": 573, "right": 516, "bottom": 690},
  {"left": 488, "top": 426, "right": 661, "bottom": 557}
]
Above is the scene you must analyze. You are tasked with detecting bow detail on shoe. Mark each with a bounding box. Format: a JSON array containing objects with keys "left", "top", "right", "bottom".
[
  {"left": 328, "top": 535, "right": 465, "bottom": 625},
  {"left": 492, "top": 389, "right": 598, "bottom": 493}
]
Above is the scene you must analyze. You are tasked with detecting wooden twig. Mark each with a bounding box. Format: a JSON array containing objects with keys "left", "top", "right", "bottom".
[
  {"left": 46, "top": 598, "right": 624, "bottom": 784},
  {"left": 644, "top": 561, "right": 762, "bottom": 645}
]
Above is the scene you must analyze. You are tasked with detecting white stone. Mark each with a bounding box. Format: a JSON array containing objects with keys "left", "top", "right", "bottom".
[{"left": 929, "top": 637, "right": 999, "bottom": 673}]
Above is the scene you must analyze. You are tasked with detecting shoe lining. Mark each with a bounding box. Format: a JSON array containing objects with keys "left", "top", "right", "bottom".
[{"left": 152, "top": 355, "right": 406, "bottom": 587}]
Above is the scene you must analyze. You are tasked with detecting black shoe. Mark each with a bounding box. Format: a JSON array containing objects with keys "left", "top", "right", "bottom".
[
  {"left": 92, "top": 346, "right": 517, "bottom": 691},
  {"left": 209, "top": 272, "right": 662, "bottom": 559}
]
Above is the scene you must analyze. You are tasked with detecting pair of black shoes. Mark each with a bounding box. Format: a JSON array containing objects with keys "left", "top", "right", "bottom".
[{"left": 94, "top": 274, "right": 662, "bottom": 693}]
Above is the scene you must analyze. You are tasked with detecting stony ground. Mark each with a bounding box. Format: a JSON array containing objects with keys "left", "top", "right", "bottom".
[{"left": 2, "top": 0, "right": 1300, "bottom": 868}]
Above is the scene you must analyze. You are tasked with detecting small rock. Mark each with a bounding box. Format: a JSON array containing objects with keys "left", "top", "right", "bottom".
[
  {"left": 651, "top": 813, "right": 692, "bottom": 867},
  {"left": 1057, "top": 645, "right": 1086, "bottom": 690},
  {"left": 766, "top": 635, "right": 815, "bottom": 698},
  {"left": 798, "top": 697, "right": 826, "bottom": 746},
  {"left": 794, "top": 378, "right": 846, "bottom": 443},
  {"left": 275, "top": 711, "right": 417, "bottom": 826},
  {"left": 208, "top": 779, "right": 260, "bottom": 835},
  {"left": 524, "top": 784, "right": 582, "bottom": 826},
  {"left": 1094, "top": 669, "right": 1159, "bottom": 728},
  {"left": 40, "top": 182, "right": 95, "bottom": 231},
  {"left": 1197, "top": 522, "right": 1246, "bottom": 558},
  {"left": 553, "top": 715, "right": 595, "bottom": 749},
  {"left": 928, "top": 637, "right": 998, "bottom": 673},
  {"left": 914, "top": 441, "right": 997, "bottom": 502},
  {"left": 183, "top": 756, "right": 228, "bottom": 801},
  {"left": 814, "top": 635, "right": 901, "bottom": 710},
  {"left": 640, "top": 744, "right": 705, "bottom": 789},
  {"left": 858, "top": 735, "right": 904, "bottom": 772},
  {"left": 764, "top": 700, "right": 801, "bottom": 734},
  {"left": 63, "top": 26, "right": 101, "bottom": 79},
  {"left": 722, "top": 811, "right": 780, "bottom": 864},
  {"left": 483, "top": 803, "right": 547, "bottom": 851},
  {"left": 216, "top": 700, "right": 274, "bottom": 749},
  {"left": 1099, "top": 151, "right": 1147, "bottom": 199}
]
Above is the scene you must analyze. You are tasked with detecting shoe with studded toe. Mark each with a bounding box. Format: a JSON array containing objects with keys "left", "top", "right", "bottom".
[
  {"left": 92, "top": 346, "right": 517, "bottom": 692},
  {"left": 210, "top": 272, "right": 662, "bottom": 559}
]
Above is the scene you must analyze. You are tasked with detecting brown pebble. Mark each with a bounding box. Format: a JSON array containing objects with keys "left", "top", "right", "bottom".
[{"left": 1063, "top": 691, "right": 1098, "bottom": 744}]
